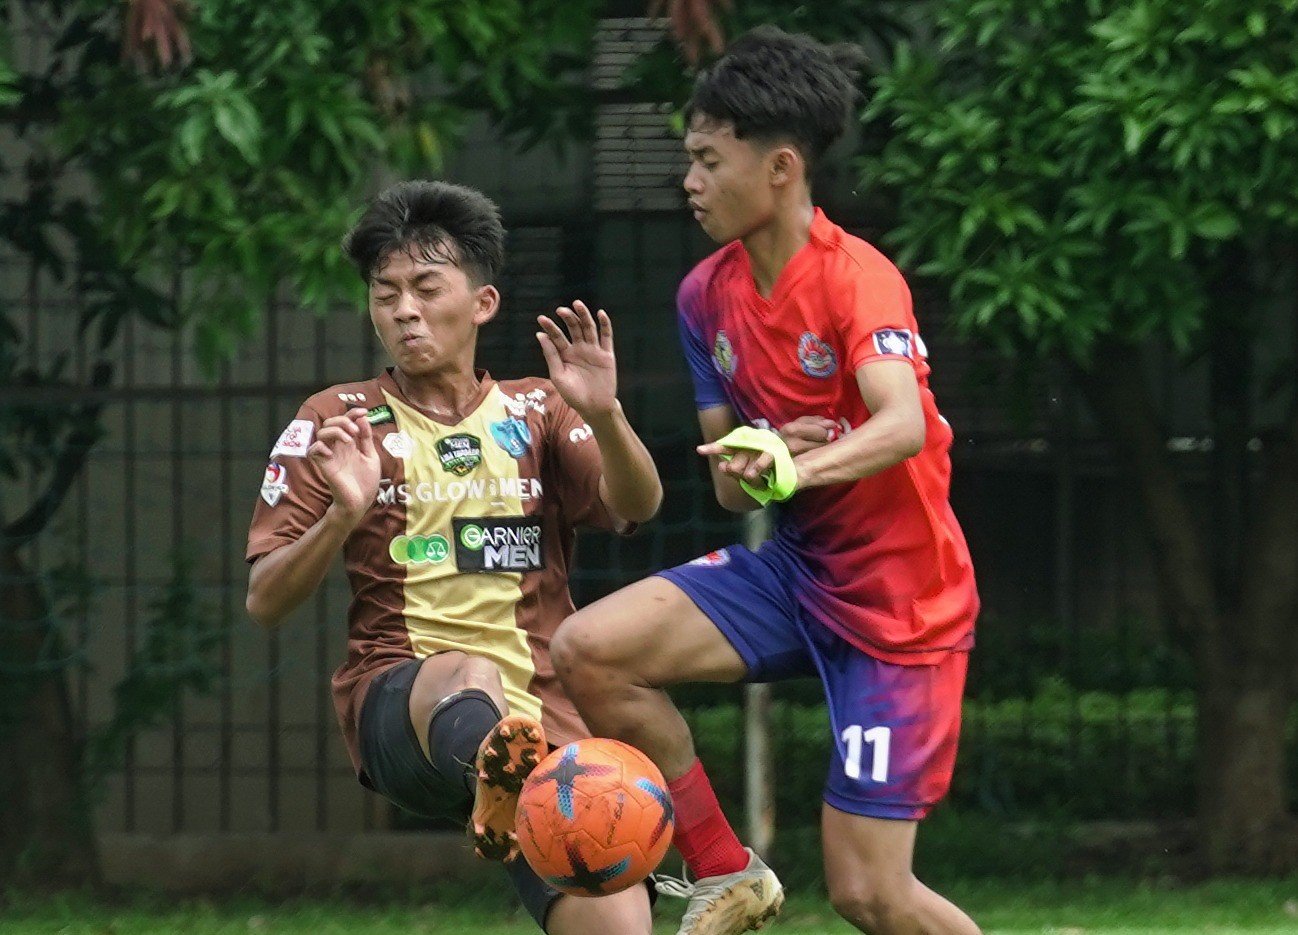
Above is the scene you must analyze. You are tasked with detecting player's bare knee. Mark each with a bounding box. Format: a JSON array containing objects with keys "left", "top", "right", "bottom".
[
  {"left": 828, "top": 890, "right": 885, "bottom": 933},
  {"left": 411, "top": 651, "right": 507, "bottom": 728},
  {"left": 552, "top": 611, "right": 615, "bottom": 683},
  {"left": 829, "top": 879, "right": 917, "bottom": 934}
]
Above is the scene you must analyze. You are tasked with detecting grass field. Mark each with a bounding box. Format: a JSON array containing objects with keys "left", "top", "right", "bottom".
[{"left": 5, "top": 879, "right": 1298, "bottom": 934}]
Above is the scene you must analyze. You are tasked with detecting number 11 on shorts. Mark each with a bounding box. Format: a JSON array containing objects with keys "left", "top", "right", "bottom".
[{"left": 842, "top": 725, "right": 891, "bottom": 782}]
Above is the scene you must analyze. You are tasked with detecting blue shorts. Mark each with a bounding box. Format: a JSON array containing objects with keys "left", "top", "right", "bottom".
[{"left": 657, "top": 541, "right": 967, "bottom": 821}]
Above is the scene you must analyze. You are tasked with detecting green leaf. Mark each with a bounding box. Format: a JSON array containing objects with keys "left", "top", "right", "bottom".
[
  {"left": 1122, "top": 117, "right": 1146, "bottom": 155},
  {"left": 178, "top": 117, "right": 207, "bottom": 166},
  {"left": 1192, "top": 207, "right": 1240, "bottom": 240},
  {"left": 213, "top": 98, "right": 262, "bottom": 165}
]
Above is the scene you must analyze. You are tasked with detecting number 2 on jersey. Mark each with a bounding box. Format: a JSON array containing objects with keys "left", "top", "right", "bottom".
[{"left": 842, "top": 724, "right": 891, "bottom": 782}]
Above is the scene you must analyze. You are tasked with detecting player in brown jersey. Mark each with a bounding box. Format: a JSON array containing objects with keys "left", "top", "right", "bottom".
[{"left": 245, "top": 181, "right": 662, "bottom": 933}]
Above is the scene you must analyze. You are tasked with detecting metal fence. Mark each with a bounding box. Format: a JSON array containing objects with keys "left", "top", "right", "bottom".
[
  {"left": 0, "top": 202, "right": 1201, "bottom": 840},
  {"left": 0, "top": 12, "right": 1206, "bottom": 842}
]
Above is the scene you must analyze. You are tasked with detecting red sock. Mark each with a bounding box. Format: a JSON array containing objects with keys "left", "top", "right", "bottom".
[{"left": 667, "top": 758, "right": 749, "bottom": 879}]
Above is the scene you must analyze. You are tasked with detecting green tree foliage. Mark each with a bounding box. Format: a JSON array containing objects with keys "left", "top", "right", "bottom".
[
  {"left": 625, "top": 0, "right": 913, "bottom": 108},
  {"left": 865, "top": 0, "right": 1298, "bottom": 356},
  {"left": 11, "top": 0, "right": 596, "bottom": 362},
  {"left": 866, "top": 0, "right": 1298, "bottom": 871},
  {"left": 0, "top": 0, "right": 597, "bottom": 884}
]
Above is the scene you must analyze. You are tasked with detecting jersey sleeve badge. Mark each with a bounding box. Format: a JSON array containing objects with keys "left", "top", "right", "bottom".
[
  {"left": 260, "top": 462, "right": 289, "bottom": 506},
  {"left": 271, "top": 419, "right": 314, "bottom": 457}
]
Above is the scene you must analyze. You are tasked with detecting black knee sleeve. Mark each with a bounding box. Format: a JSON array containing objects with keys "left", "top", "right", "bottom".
[{"left": 426, "top": 688, "right": 502, "bottom": 797}]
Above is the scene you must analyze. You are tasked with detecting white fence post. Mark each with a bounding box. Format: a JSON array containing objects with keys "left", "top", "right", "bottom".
[{"left": 742, "top": 509, "right": 775, "bottom": 858}]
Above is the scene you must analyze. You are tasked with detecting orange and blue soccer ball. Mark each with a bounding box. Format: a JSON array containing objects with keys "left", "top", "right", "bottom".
[{"left": 516, "top": 738, "right": 674, "bottom": 897}]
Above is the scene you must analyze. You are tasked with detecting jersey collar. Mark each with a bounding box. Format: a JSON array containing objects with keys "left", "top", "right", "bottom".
[
  {"left": 379, "top": 367, "right": 496, "bottom": 426},
  {"left": 808, "top": 206, "right": 838, "bottom": 247}
]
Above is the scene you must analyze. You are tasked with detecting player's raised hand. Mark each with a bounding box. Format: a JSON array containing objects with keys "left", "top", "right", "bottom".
[
  {"left": 536, "top": 300, "right": 618, "bottom": 419},
  {"left": 308, "top": 408, "right": 380, "bottom": 520}
]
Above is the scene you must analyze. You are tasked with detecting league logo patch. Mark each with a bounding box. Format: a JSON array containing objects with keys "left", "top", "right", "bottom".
[
  {"left": 872, "top": 329, "right": 914, "bottom": 359},
  {"left": 435, "top": 433, "right": 482, "bottom": 476},
  {"left": 271, "top": 419, "right": 314, "bottom": 458},
  {"left": 383, "top": 431, "right": 414, "bottom": 460},
  {"left": 797, "top": 332, "right": 838, "bottom": 378},
  {"left": 688, "top": 549, "right": 731, "bottom": 567},
  {"left": 712, "top": 331, "right": 737, "bottom": 380},
  {"left": 260, "top": 462, "right": 289, "bottom": 506},
  {"left": 366, "top": 404, "right": 395, "bottom": 426},
  {"left": 490, "top": 418, "right": 533, "bottom": 460}
]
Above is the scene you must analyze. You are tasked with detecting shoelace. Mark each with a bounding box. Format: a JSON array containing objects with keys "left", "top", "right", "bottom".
[{"left": 653, "top": 859, "right": 700, "bottom": 899}]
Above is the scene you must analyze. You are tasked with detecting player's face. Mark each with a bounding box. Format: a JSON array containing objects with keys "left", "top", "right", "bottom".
[
  {"left": 368, "top": 245, "right": 499, "bottom": 377},
  {"left": 683, "top": 117, "right": 778, "bottom": 244}
]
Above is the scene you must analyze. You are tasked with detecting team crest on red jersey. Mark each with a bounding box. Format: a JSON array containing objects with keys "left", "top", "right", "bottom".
[
  {"left": 712, "top": 331, "right": 736, "bottom": 380},
  {"left": 798, "top": 332, "right": 838, "bottom": 378}
]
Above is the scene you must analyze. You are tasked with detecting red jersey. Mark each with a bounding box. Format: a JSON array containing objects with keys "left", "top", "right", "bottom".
[{"left": 677, "top": 208, "right": 978, "bottom": 664}]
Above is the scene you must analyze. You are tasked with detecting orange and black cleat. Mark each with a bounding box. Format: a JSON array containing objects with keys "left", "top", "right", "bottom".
[{"left": 469, "top": 714, "right": 547, "bottom": 862}]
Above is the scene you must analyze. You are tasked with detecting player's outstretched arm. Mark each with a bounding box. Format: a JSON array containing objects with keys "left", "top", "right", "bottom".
[
  {"left": 537, "top": 301, "right": 662, "bottom": 524},
  {"left": 246, "top": 409, "right": 379, "bottom": 628}
]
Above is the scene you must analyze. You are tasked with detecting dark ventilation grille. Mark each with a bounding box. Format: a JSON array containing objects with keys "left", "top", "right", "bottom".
[
  {"left": 592, "top": 17, "right": 671, "bottom": 91},
  {"left": 501, "top": 227, "right": 564, "bottom": 313},
  {"left": 594, "top": 18, "right": 683, "bottom": 213},
  {"left": 480, "top": 226, "right": 565, "bottom": 374}
]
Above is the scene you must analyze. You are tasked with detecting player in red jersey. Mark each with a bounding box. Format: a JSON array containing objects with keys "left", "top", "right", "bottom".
[{"left": 552, "top": 27, "right": 981, "bottom": 935}]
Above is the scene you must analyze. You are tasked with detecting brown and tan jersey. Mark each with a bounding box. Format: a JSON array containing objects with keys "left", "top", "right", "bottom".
[{"left": 247, "top": 369, "right": 625, "bottom": 777}]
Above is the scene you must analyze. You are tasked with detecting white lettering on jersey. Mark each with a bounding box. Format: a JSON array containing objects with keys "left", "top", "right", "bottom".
[
  {"left": 569, "top": 424, "right": 593, "bottom": 443},
  {"left": 506, "top": 390, "right": 548, "bottom": 418},
  {"left": 375, "top": 477, "right": 544, "bottom": 505}
]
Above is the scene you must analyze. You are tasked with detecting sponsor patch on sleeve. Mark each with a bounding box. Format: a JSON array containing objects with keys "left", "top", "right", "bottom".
[
  {"left": 871, "top": 329, "right": 914, "bottom": 359},
  {"left": 260, "top": 462, "right": 289, "bottom": 506},
  {"left": 271, "top": 419, "right": 315, "bottom": 457}
]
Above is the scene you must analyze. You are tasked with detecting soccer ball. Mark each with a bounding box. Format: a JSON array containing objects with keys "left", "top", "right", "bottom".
[{"left": 515, "top": 738, "right": 675, "bottom": 897}]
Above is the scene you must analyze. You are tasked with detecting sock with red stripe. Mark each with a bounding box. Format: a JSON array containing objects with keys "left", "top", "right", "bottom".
[{"left": 666, "top": 757, "right": 749, "bottom": 879}]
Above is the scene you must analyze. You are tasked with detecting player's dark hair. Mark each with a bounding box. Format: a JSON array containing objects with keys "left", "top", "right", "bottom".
[
  {"left": 685, "top": 26, "right": 865, "bottom": 173},
  {"left": 343, "top": 180, "right": 505, "bottom": 286}
]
